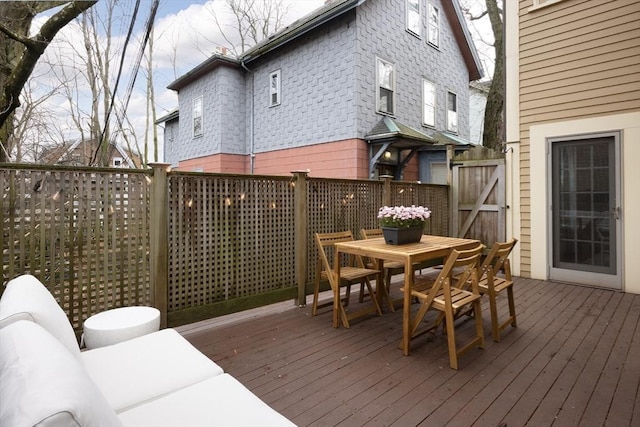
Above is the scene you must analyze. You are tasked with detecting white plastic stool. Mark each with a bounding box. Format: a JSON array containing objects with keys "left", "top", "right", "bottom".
[{"left": 83, "top": 306, "right": 160, "bottom": 349}]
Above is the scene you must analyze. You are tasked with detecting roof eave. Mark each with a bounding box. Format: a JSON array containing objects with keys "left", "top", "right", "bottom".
[
  {"left": 167, "top": 55, "right": 241, "bottom": 91},
  {"left": 442, "top": 0, "right": 484, "bottom": 81},
  {"left": 241, "top": 0, "right": 363, "bottom": 64}
]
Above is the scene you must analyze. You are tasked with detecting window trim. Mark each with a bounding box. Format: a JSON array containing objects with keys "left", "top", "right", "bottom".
[
  {"left": 446, "top": 90, "right": 458, "bottom": 133},
  {"left": 269, "top": 69, "right": 281, "bottom": 107},
  {"left": 427, "top": 3, "right": 440, "bottom": 48},
  {"left": 422, "top": 79, "right": 436, "bottom": 128},
  {"left": 406, "top": 0, "right": 421, "bottom": 38},
  {"left": 529, "top": 0, "right": 565, "bottom": 11},
  {"left": 192, "top": 96, "right": 203, "bottom": 138},
  {"left": 376, "top": 57, "right": 396, "bottom": 116}
]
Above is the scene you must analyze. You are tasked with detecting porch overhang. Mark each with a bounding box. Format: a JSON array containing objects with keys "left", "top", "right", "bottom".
[{"left": 365, "top": 117, "right": 436, "bottom": 179}]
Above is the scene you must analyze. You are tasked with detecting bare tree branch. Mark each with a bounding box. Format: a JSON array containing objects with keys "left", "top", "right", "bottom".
[{"left": 0, "top": 1, "right": 97, "bottom": 161}]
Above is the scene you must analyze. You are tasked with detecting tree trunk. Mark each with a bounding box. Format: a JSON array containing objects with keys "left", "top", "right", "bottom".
[
  {"left": 482, "top": 0, "right": 505, "bottom": 151},
  {"left": 0, "top": 1, "right": 97, "bottom": 162}
]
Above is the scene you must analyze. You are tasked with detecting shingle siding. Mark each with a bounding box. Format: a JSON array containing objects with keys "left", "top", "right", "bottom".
[
  {"left": 355, "top": 0, "right": 470, "bottom": 140},
  {"left": 248, "top": 12, "right": 357, "bottom": 153},
  {"left": 166, "top": 65, "right": 246, "bottom": 165}
]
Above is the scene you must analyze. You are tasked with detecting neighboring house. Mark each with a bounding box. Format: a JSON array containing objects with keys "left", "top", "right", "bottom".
[
  {"left": 468, "top": 80, "right": 490, "bottom": 145},
  {"left": 157, "top": 0, "right": 483, "bottom": 181},
  {"left": 40, "top": 138, "right": 142, "bottom": 168},
  {"left": 505, "top": 0, "right": 640, "bottom": 293}
]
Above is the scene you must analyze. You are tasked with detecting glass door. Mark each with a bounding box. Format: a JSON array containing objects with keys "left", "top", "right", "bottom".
[{"left": 549, "top": 133, "right": 621, "bottom": 289}]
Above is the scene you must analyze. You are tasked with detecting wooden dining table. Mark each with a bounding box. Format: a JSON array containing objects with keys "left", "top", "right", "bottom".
[{"left": 334, "top": 234, "right": 480, "bottom": 355}]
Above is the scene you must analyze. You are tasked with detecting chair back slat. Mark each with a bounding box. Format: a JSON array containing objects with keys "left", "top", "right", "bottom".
[
  {"left": 423, "top": 244, "right": 484, "bottom": 302},
  {"left": 480, "top": 238, "right": 518, "bottom": 280}
]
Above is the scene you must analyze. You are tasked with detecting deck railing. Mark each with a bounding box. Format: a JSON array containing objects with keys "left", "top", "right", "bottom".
[{"left": 1, "top": 163, "right": 448, "bottom": 333}]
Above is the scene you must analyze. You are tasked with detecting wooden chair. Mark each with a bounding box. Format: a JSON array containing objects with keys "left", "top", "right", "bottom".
[
  {"left": 313, "top": 231, "right": 382, "bottom": 328},
  {"left": 401, "top": 244, "right": 485, "bottom": 370},
  {"left": 477, "top": 238, "right": 518, "bottom": 342},
  {"left": 359, "top": 228, "right": 405, "bottom": 311}
]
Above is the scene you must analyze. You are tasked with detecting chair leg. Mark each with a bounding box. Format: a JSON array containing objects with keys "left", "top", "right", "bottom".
[
  {"left": 444, "top": 304, "right": 458, "bottom": 370},
  {"left": 363, "top": 278, "right": 382, "bottom": 316},
  {"left": 488, "top": 289, "right": 500, "bottom": 342},
  {"left": 312, "top": 275, "right": 321, "bottom": 316},
  {"left": 473, "top": 299, "right": 484, "bottom": 349},
  {"left": 507, "top": 286, "right": 517, "bottom": 328}
]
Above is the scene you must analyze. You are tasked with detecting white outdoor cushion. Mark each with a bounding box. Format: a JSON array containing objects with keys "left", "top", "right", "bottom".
[
  {"left": 0, "top": 274, "right": 82, "bottom": 360},
  {"left": 117, "top": 373, "right": 296, "bottom": 427},
  {"left": 0, "top": 320, "right": 123, "bottom": 427},
  {"left": 81, "top": 328, "right": 224, "bottom": 412}
]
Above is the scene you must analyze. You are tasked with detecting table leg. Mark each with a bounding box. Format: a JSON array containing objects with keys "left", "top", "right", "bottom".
[
  {"left": 333, "top": 250, "right": 341, "bottom": 328},
  {"left": 402, "top": 260, "right": 413, "bottom": 355}
]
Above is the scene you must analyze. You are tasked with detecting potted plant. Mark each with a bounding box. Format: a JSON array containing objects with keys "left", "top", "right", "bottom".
[{"left": 377, "top": 205, "right": 431, "bottom": 245}]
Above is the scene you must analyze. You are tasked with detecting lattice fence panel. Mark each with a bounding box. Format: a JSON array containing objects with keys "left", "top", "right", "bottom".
[
  {"left": 1, "top": 167, "right": 151, "bottom": 331},
  {"left": 391, "top": 182, "right": 449, "bottom": 236},
  {"left": 306, "top": 178, "right": 385, "bottom": 284},
  {"left": 167, "top": 173, "right": 296, "bottom": 311}
]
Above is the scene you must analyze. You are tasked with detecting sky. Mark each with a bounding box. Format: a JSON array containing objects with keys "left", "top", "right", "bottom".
[{"left": 29, "top": 0, "right": 492, "bottom": 164}]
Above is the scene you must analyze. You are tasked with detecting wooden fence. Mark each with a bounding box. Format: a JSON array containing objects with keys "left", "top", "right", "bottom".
[{"left": 1, "top": 163, "right": 448, "bottom": 334}]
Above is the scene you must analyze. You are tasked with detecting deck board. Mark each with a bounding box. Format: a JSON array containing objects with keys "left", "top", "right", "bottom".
[{"left": 178, "top": 277, "right": 640, "bottom": 426}]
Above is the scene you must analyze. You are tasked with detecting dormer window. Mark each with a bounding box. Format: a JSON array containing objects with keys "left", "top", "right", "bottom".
[{"left": 376, "top": 57, "right": 395, "bottom": 115}]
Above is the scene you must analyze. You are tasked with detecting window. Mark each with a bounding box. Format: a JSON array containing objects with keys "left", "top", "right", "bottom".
[
  {"left": 406, "top": 0, "right": 421, "bottom": 37},
  {"left": 422, "top": 79, "right": 436, "bottom": 127},
  {"left": 447, "top": 91, "right": 457, "bottom": 133},
  {"left": 113, "top": 157, "right": 123, "bottom": 167},
  {"left": 427, "top": 3, "right": 439, "bottom": 47},
  {"left": 376, "top": 58, "right": 395, "bottom": 115},
  {"left": 193, "top": 96, "right": 203, "bottom": 138},
  {"left": 269, "top": 70, "right": 281, "bottom": 106},
  {"left": 530, "top": 0, "right": 565, "bottom": 10}
]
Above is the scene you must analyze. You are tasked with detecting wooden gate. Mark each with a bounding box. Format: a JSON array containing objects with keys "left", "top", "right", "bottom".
[{"left": 451, "top": 147, "right": 506, "bottom": 248}]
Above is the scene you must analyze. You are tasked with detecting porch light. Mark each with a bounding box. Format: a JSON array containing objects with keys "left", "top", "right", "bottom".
[{"left": 384, "top": 150, "right": 392, "bottom": 160}]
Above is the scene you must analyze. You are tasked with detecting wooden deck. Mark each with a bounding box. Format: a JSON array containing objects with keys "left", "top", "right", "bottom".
[{"left": 178, "top": 276, "right": 640, "bottom": 426}]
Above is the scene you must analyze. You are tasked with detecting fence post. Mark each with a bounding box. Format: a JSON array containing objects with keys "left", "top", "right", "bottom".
[
  {"left": 149, "top": 163, "right": 170, "bottom": 328},
  {"left": 292, "top": 171, "right": 308, "bottom": 307},
  {"left": 382, "top": 175, "right": 393, "bottom": 206}
]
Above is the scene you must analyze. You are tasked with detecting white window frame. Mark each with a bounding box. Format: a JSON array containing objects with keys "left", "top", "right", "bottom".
[
  {"left": 422, "top": 79, "right": 436, "bottom": 128},
  {"left": 406, "top": 0, "right": 421, "bottom": 37},
  {"left": 376, "top": 57, "right": 396, "bottom": 116},
  {"left": 113, "top": 157, "right": 123, "bottom": 167},
  {"left": 269, "top": 70, "right": 281, "bottom": 107},
  {"left": 529, "top": 0, "right": 565, "bottom": 11},
  {"left": 427, "top": 3, "right": 440, "bottom": 47},
  {"left": 447, "top": 91, "right": 458, "bottom": 133},
  {"left": 192, "top": 96, "right": 203, "bottom": 138}
]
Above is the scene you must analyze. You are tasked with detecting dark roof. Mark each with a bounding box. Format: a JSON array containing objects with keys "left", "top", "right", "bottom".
[
  {"left": 155, "top": 109, "right": 179, "bottom": 124},
  {"left": 167, "top": 55, "right": 240, "bottom": 91},
  {"left": 365, "top": 117, "right": 436, "bottom": 148}
]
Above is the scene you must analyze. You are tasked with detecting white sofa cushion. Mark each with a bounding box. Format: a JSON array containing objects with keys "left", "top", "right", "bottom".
[
  {"left": 0, "top": 274, "right": 82, "bottom": 360},
  {"left": 0, "top": 320, "right": 123, "bottom": 427},
  {"left": 81, "top": 328, "right": 225, "bottom": 412},
  {"left": 117, "top": 373, "right": 296, "bottom": 427}
]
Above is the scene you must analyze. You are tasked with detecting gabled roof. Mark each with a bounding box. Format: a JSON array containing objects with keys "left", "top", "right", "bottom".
[
  {"left": 365, "top": 116, "right": 435, "bottom": 148},
  {"left": 166, "top": 0, "right": 483, "bottom": 91},
  {"left": 40, "top": 138, "right": 141, "bottom": 168}
]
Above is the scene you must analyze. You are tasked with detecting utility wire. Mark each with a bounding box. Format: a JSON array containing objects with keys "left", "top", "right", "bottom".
[{"left": 91, "top": 0, "right": 141, "bottom": 166}]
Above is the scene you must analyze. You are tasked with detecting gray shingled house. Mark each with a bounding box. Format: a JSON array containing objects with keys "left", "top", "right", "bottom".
[{"left": 156, "top": 0, "right": 483, "bottom": 181}]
